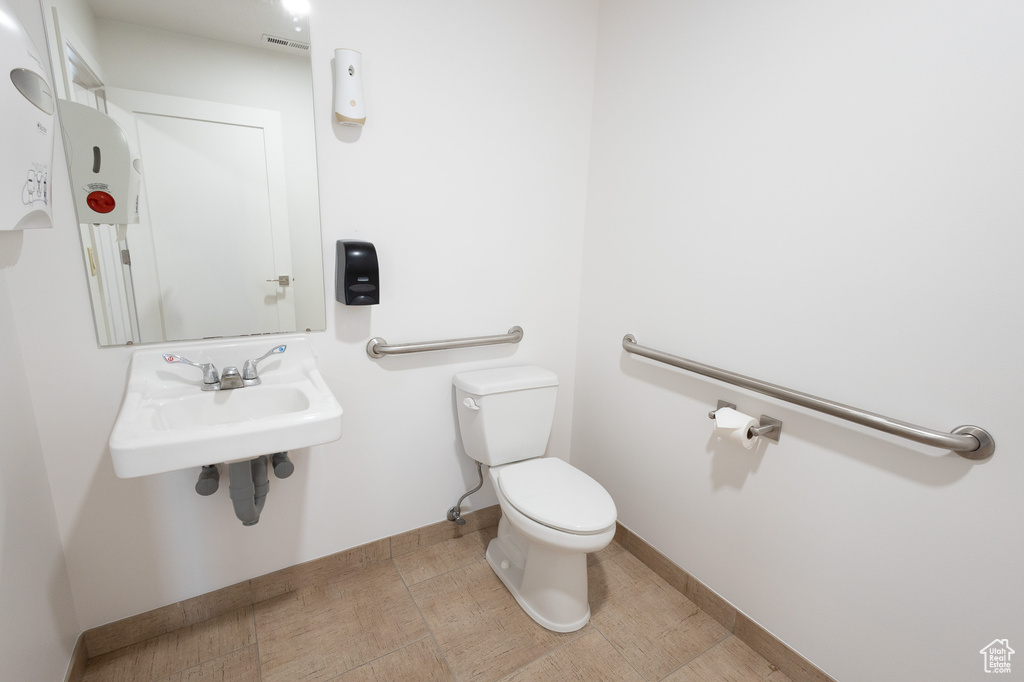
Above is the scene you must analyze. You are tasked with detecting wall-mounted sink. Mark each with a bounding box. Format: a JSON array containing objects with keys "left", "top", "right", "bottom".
[{"left": 109, "top": 336, "right": 342, "bottom": 478}]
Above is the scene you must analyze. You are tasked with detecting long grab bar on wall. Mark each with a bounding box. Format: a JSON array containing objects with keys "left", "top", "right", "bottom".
[
  {"left": 367, "top": 326, "right": 523, "bottom": 359},
  {"left": 621, "top": 334, "right": 995, "bottom": 460}
]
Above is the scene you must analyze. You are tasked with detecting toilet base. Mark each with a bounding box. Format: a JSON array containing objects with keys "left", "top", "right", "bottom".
[{"left": 485, "top": 516, "right": 592, "bottom": 633}]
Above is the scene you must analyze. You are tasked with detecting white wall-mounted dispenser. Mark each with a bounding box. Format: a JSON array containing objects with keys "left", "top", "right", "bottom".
[
  {"left": 333, "top": 48, "right": 365, "bottom": 127},
  {"left": 0, "top": 0, "right": 55, "bottom": 230},
  {"left": 57, "top": 100, "right": 141, "bottom": 224}
]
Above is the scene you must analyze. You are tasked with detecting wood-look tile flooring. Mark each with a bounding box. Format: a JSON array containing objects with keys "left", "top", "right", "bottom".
[{"left": 82, "top": 530, "right": 790, "bottom": 682}]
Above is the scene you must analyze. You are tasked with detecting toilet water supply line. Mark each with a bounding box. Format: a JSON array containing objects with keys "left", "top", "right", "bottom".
[{"left": 448, "top": 462, "right": 483, "bottom": 525}]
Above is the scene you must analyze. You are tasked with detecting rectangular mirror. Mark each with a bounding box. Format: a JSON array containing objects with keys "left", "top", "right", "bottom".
[{"left": 40, "top": 0, "right": 326, "bottom": 346}]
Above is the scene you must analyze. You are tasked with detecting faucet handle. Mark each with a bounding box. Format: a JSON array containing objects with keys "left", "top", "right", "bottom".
[
  {"left": 241, "top": 344, "right": 287, "bottom": 382},
  {"left": 163, "top": 354, "right": 219, "bottom": 385}
]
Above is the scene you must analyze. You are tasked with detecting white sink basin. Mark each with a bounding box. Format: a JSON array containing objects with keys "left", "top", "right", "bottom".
[{"left": 109, "top": 336, "right": 342, "bottom": 478}]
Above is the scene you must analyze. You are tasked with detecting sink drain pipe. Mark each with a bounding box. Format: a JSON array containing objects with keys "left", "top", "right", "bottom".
[{"left": 228, "top": 457, "right": 270, "bottom": 526}]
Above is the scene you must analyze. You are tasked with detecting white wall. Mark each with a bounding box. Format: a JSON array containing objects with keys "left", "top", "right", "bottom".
[
  {"left": 6, "top": 0, "right": 598, "bottom": 630},
  {"left": 0, "top": 264, "right": 80, "bottom": 679},
  {"left": 572, "top": 2, "right": 1024, "bottom": 681},
  {"left": 0, "top": 4, "right": 81, "bottom": 677}
]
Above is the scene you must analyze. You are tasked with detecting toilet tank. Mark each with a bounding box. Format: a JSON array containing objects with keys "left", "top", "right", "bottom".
[{"left": 454, "top": 366, "right": 558, "bottom": 466}]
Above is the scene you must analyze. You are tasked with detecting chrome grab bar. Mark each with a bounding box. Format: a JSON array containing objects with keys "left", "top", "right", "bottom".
[
  {"left": 622, "top": 334, "right": 995, "bottom": 460},
  {"left": 367, "top": 326, "right": 523, "bottom": 359}
]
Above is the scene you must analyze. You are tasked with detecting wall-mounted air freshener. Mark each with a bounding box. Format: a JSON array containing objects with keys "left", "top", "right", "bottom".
[{"left": 333, "top": 49, "right": 365, "bottom": 127}]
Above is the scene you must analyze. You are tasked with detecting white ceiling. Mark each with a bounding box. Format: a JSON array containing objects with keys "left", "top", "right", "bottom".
[{"left": 84, "top": 0, "right": 310, "bottom": 51}]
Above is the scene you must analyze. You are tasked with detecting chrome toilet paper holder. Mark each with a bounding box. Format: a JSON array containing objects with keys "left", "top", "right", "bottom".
[{"left": 708, "top": 400, "right": 783, "bottom": 444}]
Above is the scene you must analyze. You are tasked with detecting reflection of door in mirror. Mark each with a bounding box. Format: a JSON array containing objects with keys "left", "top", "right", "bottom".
[
  {"left": 40, "top": 0, "right": 326, "bottom": 347},
  {"left": 51, "top": 14, "right": 140, "bottom": 345},
  {"left": 106, "top": 88, "right": 296, "bottom": 342}
]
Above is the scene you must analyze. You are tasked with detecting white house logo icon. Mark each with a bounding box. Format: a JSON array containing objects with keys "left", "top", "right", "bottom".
[{"left": 980, "top": 639, "right": 1014, "bottom": 673}]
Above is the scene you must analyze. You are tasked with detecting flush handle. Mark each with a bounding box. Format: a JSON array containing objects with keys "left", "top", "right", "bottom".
[{"left": 462, "top": 397, "right": 480, "bottom": 411}]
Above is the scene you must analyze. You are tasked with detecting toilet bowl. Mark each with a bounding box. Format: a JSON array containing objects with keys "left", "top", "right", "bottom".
[
  {"left": 453, "top": 366, "right": 617, "bottom": 632},
  {"left": 485, "top": 457, "right": 616, "bottom": 632}
]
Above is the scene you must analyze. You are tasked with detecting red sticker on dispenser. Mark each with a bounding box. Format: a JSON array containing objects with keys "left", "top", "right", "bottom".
[{"left": 87, "top": 190, "right": 115, "bottom": 213}]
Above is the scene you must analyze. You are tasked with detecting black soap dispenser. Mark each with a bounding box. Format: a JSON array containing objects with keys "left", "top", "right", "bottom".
[{"left": 336, "top": 240, "right": 379, "bottom": 305}]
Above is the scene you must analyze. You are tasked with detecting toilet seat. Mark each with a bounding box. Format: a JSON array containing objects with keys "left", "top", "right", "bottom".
[{"left": 496, "top": 458, "right": 616, "bottom": 535}]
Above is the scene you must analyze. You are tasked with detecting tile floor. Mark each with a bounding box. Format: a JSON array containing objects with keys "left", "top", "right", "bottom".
[{"left": 82, "top": 529, "right": 790, "bottom": 682}]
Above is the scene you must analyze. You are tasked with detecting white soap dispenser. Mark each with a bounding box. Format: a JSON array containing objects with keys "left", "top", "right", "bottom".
[
  {"left": 333, "top": 48, "right": 365, "bottom": 127},
  {"left": 56, "top": 100, "right": 141, "bottom": 225},
  {"left": 0, "top": 0, "right": 55, "bottom": 230}
]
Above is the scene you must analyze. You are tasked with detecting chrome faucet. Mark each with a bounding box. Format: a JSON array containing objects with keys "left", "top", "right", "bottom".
[
  {"left": 241, "top": 344, "right": 286, "bottom": 386},
  {"left": 163, "top": 344, "right": 286, "bottom": 391},
  {"left": 219, "top": 366, "right": 245, "bottom": 390},
  {"left": 162, "top": 354, "right": 219, "bottom": 390}
]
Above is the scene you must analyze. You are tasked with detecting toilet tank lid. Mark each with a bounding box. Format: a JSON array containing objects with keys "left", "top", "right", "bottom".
[{"left": 453, "top": 366, "right": 558, "bottom": 395}]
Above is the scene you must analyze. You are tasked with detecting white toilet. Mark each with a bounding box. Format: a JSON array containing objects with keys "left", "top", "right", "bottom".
[{"left": 454, "top": 365, "right": 617, "bottom": 632}]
